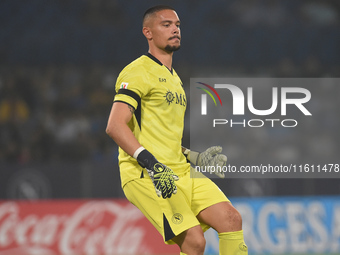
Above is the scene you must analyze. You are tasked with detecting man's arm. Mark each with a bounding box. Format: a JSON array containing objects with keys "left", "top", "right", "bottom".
[
  {"left": 181, "top": 146, "right": 199, "bottom": 165},
  {"left": 106, "top": 101, "right": 178, "bottom": 198},
  {"left": 106, "top": 102, "right": 141, "bottom": 157}
]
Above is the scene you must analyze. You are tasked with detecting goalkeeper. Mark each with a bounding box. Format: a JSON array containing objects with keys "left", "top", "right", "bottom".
[{"left": 106, "top": 5, "right": 247, "bottom": 255}]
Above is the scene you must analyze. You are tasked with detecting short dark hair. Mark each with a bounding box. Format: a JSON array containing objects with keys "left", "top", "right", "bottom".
[{"left": 143, "top": 5, "right": 175, "bottom": 25}]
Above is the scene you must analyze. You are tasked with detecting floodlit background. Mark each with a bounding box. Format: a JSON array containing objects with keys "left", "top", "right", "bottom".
[{"left": 0, "top": 0, "right": 339, "bottom": 254}]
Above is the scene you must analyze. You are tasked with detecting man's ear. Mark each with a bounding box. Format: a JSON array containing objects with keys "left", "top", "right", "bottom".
[{"left": 143, "top": 27, "right": 152, "bottom": 40}]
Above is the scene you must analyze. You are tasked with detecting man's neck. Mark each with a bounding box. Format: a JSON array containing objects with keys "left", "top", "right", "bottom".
[{"left": 148, "top": 49, "right": 173, "bottom": 71}]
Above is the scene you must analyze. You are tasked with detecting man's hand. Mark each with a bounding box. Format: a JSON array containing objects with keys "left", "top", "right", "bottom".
[
  {"left": 137, "top": 149, "right": 179, "bottom": 199},
  {"left": 186, "top": 146, "right": 227, "bottom": 178}
]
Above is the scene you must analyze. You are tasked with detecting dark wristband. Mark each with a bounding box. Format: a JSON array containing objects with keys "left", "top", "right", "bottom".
[{"left": 136, "top": 149, "right": 157, "bottom": 169}]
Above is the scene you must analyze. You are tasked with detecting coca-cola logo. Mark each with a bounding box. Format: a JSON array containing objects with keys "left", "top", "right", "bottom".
[{"left": 0, "top": 201, "right": 152, "bottom": 255}]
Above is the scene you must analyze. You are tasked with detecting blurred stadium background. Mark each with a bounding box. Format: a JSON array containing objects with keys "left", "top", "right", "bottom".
[{"left": 0, "top": 0, "right": 339, "bottom": 254}]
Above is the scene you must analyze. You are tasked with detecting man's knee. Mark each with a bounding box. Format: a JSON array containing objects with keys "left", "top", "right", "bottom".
[
  {"left": 219, "top": 203, "right": 243, "bottom": 232},
  {"left": 229, "top": 206, "right": 242, "bottom": 227},
  {"left": 173, "top": 226, "right": 206, "bottom": 254},
  {"left": 188, "top": 233, "right": 206, "bottom": 253}
]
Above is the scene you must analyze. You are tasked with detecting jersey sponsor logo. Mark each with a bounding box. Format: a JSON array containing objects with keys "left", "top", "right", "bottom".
[
  {"left": 120, "top": 82, "right": 128, "bottom": 89},
  {"left": 159, "top": 78, "right": 166, "bottom": 82},
  {"left": 164, "top": 90, "right": 175, "bottom": 105},
  {"left": 171, "top": 213, "right": 183, "bottom": 224},
  {"left": 175, "top": 92, "right": 186, "bottom": 107},
  {"left": 164, "top": 90, "right": 186, "bottom": 107}
]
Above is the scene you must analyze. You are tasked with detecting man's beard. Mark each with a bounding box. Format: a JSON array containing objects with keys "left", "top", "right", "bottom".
[{"left": 165, "top": 44, "right": 181, "bottom": 53}]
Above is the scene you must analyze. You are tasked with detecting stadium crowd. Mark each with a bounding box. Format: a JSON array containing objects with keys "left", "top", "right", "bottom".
[
  {"left": 0, "top": 65, "right": 116, "bottom": 163},
  {"left": 0, "top": 0, "right": 339, "bottom": 199},
  {"left": 0, "top": 63, "right": 339, "bottom": 165},
  {"left": 1, "top": 0, "right": 340, "bottom": 164}
]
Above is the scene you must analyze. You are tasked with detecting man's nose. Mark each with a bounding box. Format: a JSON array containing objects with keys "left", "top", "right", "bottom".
[{"left": 172, "top": 25, "right": 179, "bottom": 34}]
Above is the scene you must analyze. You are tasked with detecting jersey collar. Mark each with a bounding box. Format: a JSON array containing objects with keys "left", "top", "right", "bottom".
[{"left": 145, "top": 52, "right": 173, "bottom": 75}]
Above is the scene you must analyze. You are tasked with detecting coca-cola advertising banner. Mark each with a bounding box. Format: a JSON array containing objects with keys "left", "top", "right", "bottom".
[{"left": 0, "top": 199, "right": 179, "bottom": 255}]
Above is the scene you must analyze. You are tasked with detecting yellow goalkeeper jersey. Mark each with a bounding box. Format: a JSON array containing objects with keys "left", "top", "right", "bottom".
[{"left": 113, "top": 53, "right": 190, "bottom": 187}]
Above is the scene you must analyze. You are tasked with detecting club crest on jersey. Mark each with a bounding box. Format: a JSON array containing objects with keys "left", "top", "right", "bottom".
[{"left": 120, "top": 82, "right": 128, "bottom": 89}]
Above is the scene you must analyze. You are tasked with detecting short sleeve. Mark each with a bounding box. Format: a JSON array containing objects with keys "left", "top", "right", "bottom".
[{"left": 113, "top": 65, "right": 149, "bottom": 109}]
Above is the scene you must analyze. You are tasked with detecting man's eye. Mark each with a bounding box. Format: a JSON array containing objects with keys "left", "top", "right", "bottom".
[{"left": 164, "top": 24, "right": 170, "bottom": 27}]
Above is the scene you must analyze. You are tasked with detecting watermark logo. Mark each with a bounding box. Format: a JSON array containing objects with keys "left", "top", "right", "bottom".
[
  {"left": 196, "top": 81, "right": 312, "bottom": 128},
  {"left": 196, "top": 82, "right": 222, "bottom": 115}
]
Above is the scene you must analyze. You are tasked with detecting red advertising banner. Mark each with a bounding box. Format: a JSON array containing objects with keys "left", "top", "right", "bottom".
[{"left": 0, "top": 199, "right": 179, "bottom": 255}]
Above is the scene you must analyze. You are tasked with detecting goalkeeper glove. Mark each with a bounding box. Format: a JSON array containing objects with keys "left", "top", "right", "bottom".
[
  {"left": 184, "top": 146, "right": 227, "bottom": 178},
  {"left": 136, "top": 148, "right": 179, "bottom": 199}
]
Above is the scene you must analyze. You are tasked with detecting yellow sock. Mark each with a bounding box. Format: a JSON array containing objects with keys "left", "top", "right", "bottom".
[{"left": 218, "top": 230, "right": 248, "bottom": 255}]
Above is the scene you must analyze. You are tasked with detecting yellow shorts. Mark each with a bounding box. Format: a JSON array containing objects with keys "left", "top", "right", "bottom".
[{"left": 123, "top": 168, "right": 229, "bottom": 244}]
